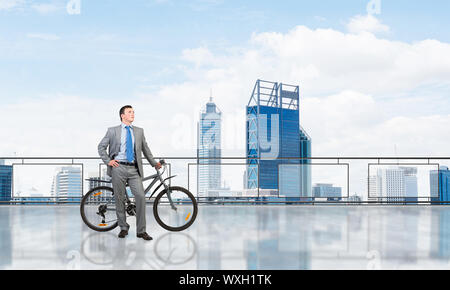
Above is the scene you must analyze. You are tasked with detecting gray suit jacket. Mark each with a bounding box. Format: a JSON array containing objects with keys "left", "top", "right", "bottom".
[{"left": 98, "top": 125, "right": 158, "bottom": 177}]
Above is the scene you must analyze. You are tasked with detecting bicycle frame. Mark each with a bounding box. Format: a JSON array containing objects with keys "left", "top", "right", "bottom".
[
  {"left": 131, "top": 164, "right": 178, "bottom": 210},
  {"left": 87, "top": 163, "right": 178, "bottom": 210}
]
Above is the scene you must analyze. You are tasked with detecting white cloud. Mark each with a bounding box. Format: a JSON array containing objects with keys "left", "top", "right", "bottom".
[
  {"left": 301, "top": 91, "right": 450, "bottom": 157},
  {"left": 181, "top": 47, "right": 215, "bottom": 67},
  {"left": 347, "top": 14, "right": 390, "bottom": 34},
  {"left": 2, "top": 95, "right": 113, "bottom": 157},
  {"left": 249, "top": 25, "right": 450, "bottom": 96},
  {"left": 0, "top": 0, "right": 24, "bottom": 10}
]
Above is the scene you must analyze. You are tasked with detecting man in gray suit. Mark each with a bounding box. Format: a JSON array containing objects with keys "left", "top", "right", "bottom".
[{"left": 98, "top": 105, "right": 161, "bottom": 240}]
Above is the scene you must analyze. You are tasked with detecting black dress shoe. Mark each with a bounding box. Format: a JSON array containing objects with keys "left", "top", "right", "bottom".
[
  {"left": 137, "top": 232, "right": 153, "bottom": 241},
  {"left": 118, "top": 229, "right": 128, "bottom": 238}
]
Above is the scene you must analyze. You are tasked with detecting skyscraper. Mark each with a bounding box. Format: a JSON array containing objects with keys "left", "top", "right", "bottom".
[
  {"left": 246, "top": 79, "right": 311, "bottom": 199},
  {"left": 197, "top": 97, "right": 222, "bottom": 197},
  {"left": 402, "top": 167, "right": 418, "bottom": 202},
  {"left": 369, "top": 166, "right": 418, "bottom": 202},
  {"left": 430, "top": 166, "right": 450, "bottom": 204},
  {"left": 51, "top": 166, "right": 82, "bottom": 202},
  {"left": 369, "top": 174, "right": 381, "bottom": 199},
  {"left": 0, "top": 160, "right": 12, "bottom": 202}
]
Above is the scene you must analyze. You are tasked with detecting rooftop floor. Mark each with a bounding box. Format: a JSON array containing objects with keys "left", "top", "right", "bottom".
[{"left": 1, "top": 205, "right": 450, "bottom": 270}]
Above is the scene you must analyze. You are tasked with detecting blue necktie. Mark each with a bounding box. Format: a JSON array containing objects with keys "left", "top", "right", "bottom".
[{"left": 125, "top": 126, "right": 134, "bottom": 162}]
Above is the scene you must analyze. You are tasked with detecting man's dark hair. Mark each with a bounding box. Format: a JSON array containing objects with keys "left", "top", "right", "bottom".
[{"left": 119, "top": 105, "right": 133, "bottom": 121}]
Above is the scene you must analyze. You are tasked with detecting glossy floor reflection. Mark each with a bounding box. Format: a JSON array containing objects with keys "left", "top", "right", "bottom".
[{"left": 1, "top": 205, "right": 450, "bottom": 269}]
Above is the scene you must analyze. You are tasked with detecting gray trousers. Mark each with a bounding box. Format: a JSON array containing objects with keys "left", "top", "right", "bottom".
[{"left": 111, "top": 164, "right": 146, "bottom": 234}]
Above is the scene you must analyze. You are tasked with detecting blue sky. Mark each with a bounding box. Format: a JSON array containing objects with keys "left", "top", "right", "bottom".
[{"left": 1, "top": 0, "right": 450, "bottom": 102}]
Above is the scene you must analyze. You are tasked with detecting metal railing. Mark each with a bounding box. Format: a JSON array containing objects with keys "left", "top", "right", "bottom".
[{"left": 0, "top": 156, "right": 449, "bottom": 205}]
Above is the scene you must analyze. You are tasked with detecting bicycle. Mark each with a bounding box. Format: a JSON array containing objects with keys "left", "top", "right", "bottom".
[{"left": 80, "top": 159, "right": 198, "bottom": 232}]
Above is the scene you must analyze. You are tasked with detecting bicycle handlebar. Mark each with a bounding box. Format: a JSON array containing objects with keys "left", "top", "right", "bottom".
[{"left": 156, "top": 159, "right": 167, "bottom": 176}]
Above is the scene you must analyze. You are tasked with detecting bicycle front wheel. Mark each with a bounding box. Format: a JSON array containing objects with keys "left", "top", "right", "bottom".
[{"left": 153, "top": 186, "right": 198, "bottom": 232}]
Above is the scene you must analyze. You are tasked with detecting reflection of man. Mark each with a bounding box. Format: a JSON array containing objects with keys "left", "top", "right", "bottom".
[{"left": 98, "top": 105, "right": 161, "bottom": 240}]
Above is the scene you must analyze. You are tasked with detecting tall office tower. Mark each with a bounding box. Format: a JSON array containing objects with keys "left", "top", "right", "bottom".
[
  {"left": 0, "top": 160, "right": 12, "bottom": 202},
  {"left": 369, "top": 174, "right": 381, "bottom": 199},
  {"left": 51, "top": 166, "right": 82, "bottom": 201},
  {"left": 197, "top": 97, "right": 222, "bottom": 197},
  {"left": 382, "top": 168, "right": 405, "bottom": 202},
  {"left": 401, "top": 166, "right": 418, "bottom": 202},
  {"left": 430, "top": 166, "right": 450, "bottom": 204},
  {"left": 246, "top": 79, "right": 312, "bottom": 199},
  {"left": 370, "top": 167, "right": 418, "bottom": 202}
]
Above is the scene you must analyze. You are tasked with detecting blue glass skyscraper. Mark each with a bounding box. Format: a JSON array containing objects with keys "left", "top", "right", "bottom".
[
  {"left": 0, "top": 160, "right": 12, "bottom": 202},
  {"left": 430, "top": 166, "right": 450, "bottom": 204},
  {"left": 246, "top": 80, "right": 311, "bottom": 199}
]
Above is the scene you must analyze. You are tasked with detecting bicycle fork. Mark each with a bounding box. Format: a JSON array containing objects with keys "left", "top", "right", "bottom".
[{"left": 157, "top": 170, "right": 177, "bottom": 211}]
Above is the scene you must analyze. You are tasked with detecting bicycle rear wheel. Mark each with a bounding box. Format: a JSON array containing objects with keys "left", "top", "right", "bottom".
[
  {"left": 153, "top": 186, "right": 198, "bottom": 232},
  {"left": 80, "top": 186, "right": 118, "bottom": 232}
]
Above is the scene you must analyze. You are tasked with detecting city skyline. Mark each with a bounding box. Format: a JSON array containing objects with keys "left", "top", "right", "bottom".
[{"left": 3, "top": 160, "right": 448, "bottom": 202}]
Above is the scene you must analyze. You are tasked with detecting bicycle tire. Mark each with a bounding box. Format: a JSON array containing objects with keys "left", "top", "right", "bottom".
[
  {"left": 153, "top": 186, "right": 198, "bottom": 232},
  {"left": 80, "top": 186, "right": 119, "bottom": 232}
]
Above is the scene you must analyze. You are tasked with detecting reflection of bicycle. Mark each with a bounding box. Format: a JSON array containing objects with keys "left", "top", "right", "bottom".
[
  {"left": 153, "top": 232, "right": 197, "bottom": 266},
  {"left": 80, "top": 231, "right": 197, "bottom": 269},
  {"left": 80, "top": 159, "right": 198, "bottom": 232},
  {"left": 80, "top": 232, "right": 120, "bottom": 266}
]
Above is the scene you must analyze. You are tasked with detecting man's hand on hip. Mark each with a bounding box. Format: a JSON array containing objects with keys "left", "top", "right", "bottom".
[{"left": 108, "top": 160, "right": 120, "bottom": 168}]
